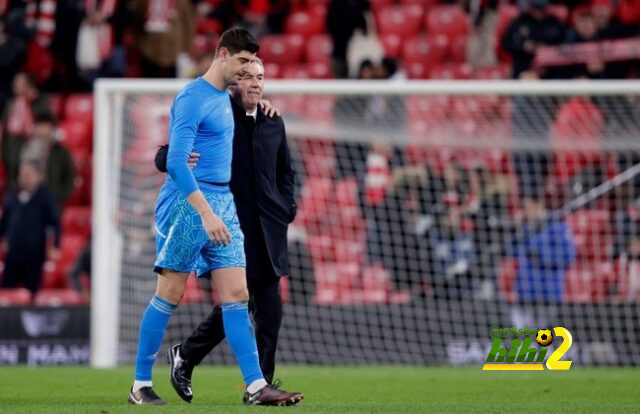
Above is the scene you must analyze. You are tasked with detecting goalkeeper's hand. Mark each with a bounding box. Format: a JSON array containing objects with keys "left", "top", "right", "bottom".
[{"left": 154, "top": 144, "right": 200, "bottom": 173}]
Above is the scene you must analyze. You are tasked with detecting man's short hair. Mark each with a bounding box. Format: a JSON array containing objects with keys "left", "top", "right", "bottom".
[
  {"left": 252, "top": 57, "right": 264, "bottom": 71},
  {"left": 33, "top": 110, "right": 57, "bottom": 125},
  {"left": 216, "top": 28, "right": 259, "bottom": 56}
]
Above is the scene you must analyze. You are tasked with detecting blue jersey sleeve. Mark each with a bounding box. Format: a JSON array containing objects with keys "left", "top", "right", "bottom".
[{"left": 167, "top": 91, "right": 201, "bottom": 197}]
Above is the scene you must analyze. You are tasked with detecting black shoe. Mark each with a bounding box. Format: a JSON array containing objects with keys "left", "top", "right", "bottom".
[
  {"left": 243, "top": 381, "right": 303, "bottom": 406},
  {"left": 128, "top": 387, "right": 166, "bottom": 405},
  {"left": 167, "top": 344, "right": 194, "bottom": 403}
]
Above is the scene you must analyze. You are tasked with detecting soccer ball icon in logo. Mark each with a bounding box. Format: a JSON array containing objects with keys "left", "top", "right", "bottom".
[{"left": 536, "top": 329, "right": 553, "bottom": 347}]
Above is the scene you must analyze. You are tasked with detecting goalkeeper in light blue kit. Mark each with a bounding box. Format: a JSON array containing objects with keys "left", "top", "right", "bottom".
[{"left": 128, "top": 28, "right": 302, "bottom": 406}]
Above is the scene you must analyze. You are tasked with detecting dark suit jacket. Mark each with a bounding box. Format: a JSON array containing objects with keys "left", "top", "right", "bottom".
[{"left": 229, "top": 98, "right": 296, "bottom": 279}]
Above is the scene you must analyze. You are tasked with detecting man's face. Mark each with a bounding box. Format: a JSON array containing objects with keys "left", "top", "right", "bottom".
[
  {"left": 220, "top": 48, "right": 256, "bottom": 87},
  {"left": 235, "top": 61, "right": 264, "bottom": 109},
  {"left": 576, "top": 14, "right": 597, "bottom": 39},
  {"left": 18, "top": 163, "right": 41, "bottom": 192},
  {"left": 32, "top": 121, "right": 55, "bottom": 141},
  {"left": 12, "top": 73, "right": 29, "bottom": 97}
]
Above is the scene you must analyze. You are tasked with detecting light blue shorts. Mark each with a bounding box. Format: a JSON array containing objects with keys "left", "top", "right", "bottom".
[{"left": 153, "top": 183, "right": 245, "bottom": 277}]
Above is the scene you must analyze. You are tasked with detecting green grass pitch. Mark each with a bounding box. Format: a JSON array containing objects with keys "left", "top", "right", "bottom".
[{"left": 1, "top": 365, "right": 639, "bottom": 413}]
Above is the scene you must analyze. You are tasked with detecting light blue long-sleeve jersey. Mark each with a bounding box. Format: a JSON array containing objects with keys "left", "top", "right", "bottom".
[{"left": 164, "top": 77, "right": 234, "bottom": 197}]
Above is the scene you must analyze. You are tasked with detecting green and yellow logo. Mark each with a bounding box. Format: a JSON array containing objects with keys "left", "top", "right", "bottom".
[{"left": 483, "top": 326, "right": 573, "bottom": 371}]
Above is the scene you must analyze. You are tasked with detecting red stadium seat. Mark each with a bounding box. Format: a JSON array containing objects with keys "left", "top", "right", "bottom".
[
  {"left": 259, "top": 35, "right": 305, "bottom": 65},
  {"left": 61, "top": 206, "right": 92, "bottom": 238},
  {"left": 296, "top": 177, "right": 333, "bottom": 232},
  {"left": 429, "top": 62, "right": 473, "bottom": 79},
  {"left": 307, "top": 234, "right": 335, "bottom": 264},
  {"left": 298, "top": 140, "right": 336, "bottom": 178},
  {"left": 331, "top": 178, "right": 366, "bottom": 237},
  {"left": 361, "top": 265, "right": 411, "bottom": 304},
  {"left": 312, "top": 262, "right": 360, "bottom": 305},
  {"left": 406, "top": 96, "right": 451, "bottom": 164},
  {"left": 361, "top": 265, "right": 389, "bottom": 303},
  {"left": 564, "top": 261, "right": 614, "bottom": 303},
  {"left": 65, "top": 152, "right": 92, "bottom": 207},
  {"left": 375, "top": 4, "right": 425, "bottom": 37},
  {"left": 308, "top": 62, "right": 332, "bottom": 79},
  {"left": 34, "top": 288, "right": 86, "bottom": 306},
  {"left": 64, "top": 94, "right": 93, "bottom": 124},
  {"left": 566, "top": 209, "right": 612, "bottom": 262},
  {"left": 304, "top": 95, "right": 335, "bottom": 124},
  {"left": 404, "top": 60, "right": 430, "bottom": 79},
  {"left": 402, "top": 34, "right": 449, "bottom": 73},
  {"left": 450, "top": 34, "right": 467, "bottom": 62},
  {"left": 263, "top": 62, "right": 282, "bottom": 79},
  {"left": 59, "top": 119, "right": 92, "bottom": 154},
  {"left": 495, "top": 4, "right": 519, "bottom": 63},
  {"left": 379, "top": 33, "right": 403, "bottom": 59},
  {"left": 196, "top": 18, "right": 221, "bottom": 36},
  {"left": 281, "top": 64, "right": 311, "bottom": 79},
  {"left": 0, "top": 288, "right": 32, "bottom": 306},
  {"left": 552, "top": 97, "right": 604, "bottom": 183},
  {"left": 43, "top": 235, "right": 88, "bottom": 289},
  {"left": 474, "top": 64, "right": 510, "bottom": 79},
  {"left": 306, "top": 34, "right": 332, "bottom": 64},
  {"left": 426, "top": 5, "right": 469, "bottom": 39},
  {"left": 285, "top": 8, "right": 326, "bottom": 37}
]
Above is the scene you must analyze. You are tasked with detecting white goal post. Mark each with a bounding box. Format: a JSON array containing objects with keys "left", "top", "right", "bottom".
[{"left": 92, "top": 79, "right": 640, "bottom": 368}]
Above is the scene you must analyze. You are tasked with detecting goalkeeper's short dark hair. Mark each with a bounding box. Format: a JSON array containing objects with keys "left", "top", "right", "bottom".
[{"left": 216, "top": 28, "right": 259, "bottom": 56}]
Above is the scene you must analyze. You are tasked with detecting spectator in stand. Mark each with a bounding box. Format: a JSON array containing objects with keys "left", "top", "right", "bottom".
[
  {"left": 467, "top": 165, "right": 512, "bottom": 300},
  {"left": 68, "top": 241, "right": 91, "bottom": 302},
  {"left": 50, "top": 0, "right": 129, "bottom": 91},
  {"left": 563, "top": 7, "right": 607, "bottom": 79},
  {"left": 427, "top": 204, "right": 476, "bottom": 300},
  {"left": 1, "top": 72, "right": 51, "bottom": 188},
  {"left": 592, "top": 0, "right": 632, "bottom": 39},
  {"left": 501, "top": 0, "right": 565, "bottom": 79},
  {"left": 334, "top": 59, "right": 376, "bottom": 180},
  {"left": 564, "top": 6, "right": 631, "bottom": 79},
  {"left": 19, "top": 111, "right": 75, "bottom": 206},
  {"left": 508, "top": 192, "right": 576, "bottom": 327},
  {"left": 326, "top": 0, "right": 369, "bottom": 78},
  {"left": 0, "top": 8, "right": 32, "bottom": 114},
  {"left": 613, "top": 229, "right": 640, "bottom": 301},
  {"left": 130, "top": 0, "right": 195, "bottom": 78},
  {"left": 504, "top": 0, "right": 565, "bottom": 199},
  {"left": 366, "top": 163, "right": 439, "bottom": 293},
  {"left": 0, "top": 159, "right": 60, "bottom": 295},
  {"left": 464, "top": 0, "right": 499, "bottom": 68}
]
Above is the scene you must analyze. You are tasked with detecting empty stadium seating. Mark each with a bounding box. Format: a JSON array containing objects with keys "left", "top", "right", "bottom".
[
  {"left": 426, "top": 5, "right": 469, "bottom": 39},
  {"left": 259, "top": 34, "right": 305, "bottom": 65},
  {"left": 285, "top": 8, "right": 326, "bottom": 37},
  {"left": 306, "top": 34, "right": 332, "bottom": 64},
  {"left": 64, "top": 94, "right": 93, "bottom": 125},
  {"left": 376, "top": 4, "right": 425, "bottom": 37}
]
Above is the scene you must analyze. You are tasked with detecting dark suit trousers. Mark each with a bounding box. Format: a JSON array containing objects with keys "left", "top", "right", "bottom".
[{"left": 180, "top": 226, "right": 283, "bottom": 384}]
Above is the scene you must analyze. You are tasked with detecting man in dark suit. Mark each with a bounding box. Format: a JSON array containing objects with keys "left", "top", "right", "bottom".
[{"left": 155, "top": 58, "right": 298, "bottom": 403}]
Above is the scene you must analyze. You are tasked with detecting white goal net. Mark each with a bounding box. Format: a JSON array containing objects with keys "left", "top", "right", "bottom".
[{"left": 92, "top": 79, "right": 640, "bottom": 368}]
